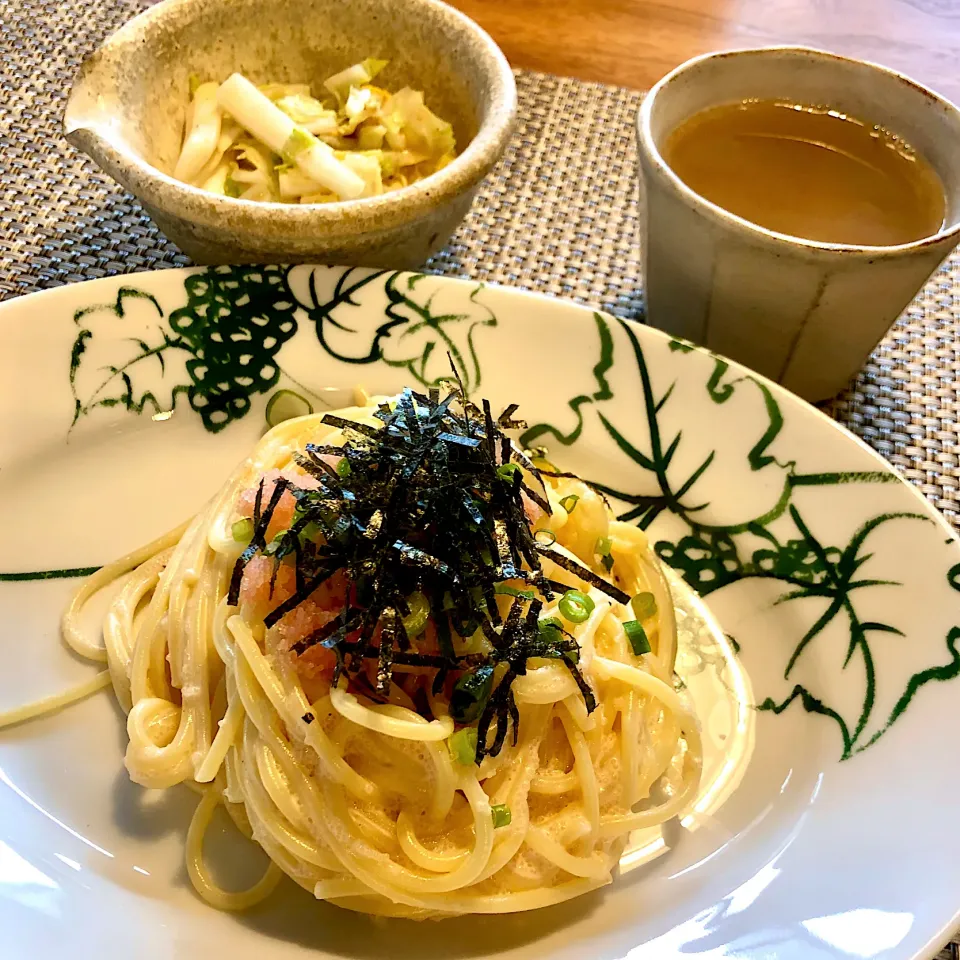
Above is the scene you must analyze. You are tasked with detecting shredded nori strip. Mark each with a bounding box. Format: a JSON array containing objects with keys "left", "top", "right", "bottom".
[
  {"left": 534, "top": 467, "right": 613, "bottom": 508},
  {"left": 536, "top": 545, "right": 631, "bottom": 604},
  {"left": 290, "top": 610, "right": 363, "bottom": 656},
  {"left": 227, "top": 477, "right": 289, "bottom": 606},
  {"left": 263, "top": 566, "right": 340, "bottom": 628},
  {"left": 519, "top": 479, "right": 550, "bottom": 514},
  {"left": 227, "top": 384, "right": 617, "bottom": 762}
]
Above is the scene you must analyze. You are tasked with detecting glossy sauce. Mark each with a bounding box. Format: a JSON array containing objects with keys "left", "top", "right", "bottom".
[{"left": 664, "top": 99, "right": 946, "bottom": 246}]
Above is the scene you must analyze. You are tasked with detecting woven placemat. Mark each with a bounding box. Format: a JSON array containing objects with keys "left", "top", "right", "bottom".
[{"left": 1, "top": 2, "right": 959, "bottom": 954}]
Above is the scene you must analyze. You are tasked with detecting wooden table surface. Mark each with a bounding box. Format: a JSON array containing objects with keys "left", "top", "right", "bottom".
[{"left": 447, "top": 0, "right": 960, "bottom": 103}]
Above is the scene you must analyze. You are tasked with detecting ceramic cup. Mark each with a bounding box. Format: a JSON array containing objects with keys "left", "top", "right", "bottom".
[{"left": 636, "top": 47, "right": 960, "bottom": 402}]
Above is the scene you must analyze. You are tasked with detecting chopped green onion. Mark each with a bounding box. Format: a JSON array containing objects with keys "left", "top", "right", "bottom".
[
  {"left": 402, "top": 591, "right": 430, "bottom": 637},
  {"left": 595, "top": 535, "right": 614, "bottom": 572},
  {"left": 631, "top": 592, "right": 658, "bottom": 620},
  {"left": 559, "top": 590, "right": 594, "bottom": 624},
  {"left": 232, "top": 518, "right": 254, "bottom": 543},
  {"left": 494, "top": 584, "right": 536, "bottom": 600},
  {"left": 265, "top": 389, "right": 313, "bottom": 427},
  {"left": 491, "top": 804, "right": 512, "bottom": 828},
  {"left": 559, "top": 494, "right": 580, "bottom": 514},
  {"left": 623, "top": 620, "right": 651, "bottom": 656},
  {"left": 563, "top": 647, "right": 580, "bottom": 665},
  {"left": 224, "top": 176, "right": 244, "bottom": 199},
  {"left": 538, "top": 616, "right": 563, "bottom": 642},
  {"left": 450, "top": 665, "right": 495, "bottom": 724},
  {"left": 263, "top": 530, "right": 288, "bottom": 557},
  {"left": 299, "top": 521, "right": 323, "bottom": 544},
  {"left": 448, "top": 727, "right": 477, "bottom": 765},
  {"left": 336, "top": 457, "right": 352, "bottom": 478},
  {"left": 535, "top": 529, "right": 557, "bottom": 546},
  {"left": 497, "top": 463, "right": 520, "bottom": 482}
]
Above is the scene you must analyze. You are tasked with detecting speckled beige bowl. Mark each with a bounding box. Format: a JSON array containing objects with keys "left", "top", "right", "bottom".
[{"left": 64, "top": 0, "right": 516, "bottom": 268}]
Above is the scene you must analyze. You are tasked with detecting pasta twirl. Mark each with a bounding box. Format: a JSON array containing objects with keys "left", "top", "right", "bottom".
[{"left": 39, "top": 385, "right": 702, "bottom": 918}]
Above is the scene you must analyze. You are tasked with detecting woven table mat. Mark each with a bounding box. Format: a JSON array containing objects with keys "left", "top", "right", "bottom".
[{"left": 1, "top": 3, "right": 959, "bottom": 954}]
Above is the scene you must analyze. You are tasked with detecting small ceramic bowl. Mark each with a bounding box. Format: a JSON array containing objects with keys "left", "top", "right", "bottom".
[{"left": 64, "top": 0, "right": 517, "bottom": 268}]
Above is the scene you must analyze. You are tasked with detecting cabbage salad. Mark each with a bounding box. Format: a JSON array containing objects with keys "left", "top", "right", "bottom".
[{"left": 173, "top": 59, "right": 457, "bottom": 203}]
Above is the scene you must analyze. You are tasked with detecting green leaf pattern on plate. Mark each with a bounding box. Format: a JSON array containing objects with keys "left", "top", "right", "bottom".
[{"left": 59, "top": 266, "right": 960, "bottom": 760}]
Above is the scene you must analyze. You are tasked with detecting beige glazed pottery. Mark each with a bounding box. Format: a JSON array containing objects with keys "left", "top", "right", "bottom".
[
  {"left": 64, "top": 0, "right": 517, "bottom": 269},
  {"left": 636, "top": 47, "right": 960, "bottom": 402}
]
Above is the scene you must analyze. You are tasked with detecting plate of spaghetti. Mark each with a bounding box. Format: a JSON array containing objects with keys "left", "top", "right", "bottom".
[{"left": 0, "top": 265, "right": 958, "bottom": 959}]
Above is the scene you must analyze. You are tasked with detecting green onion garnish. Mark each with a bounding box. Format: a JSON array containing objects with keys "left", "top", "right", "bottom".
[
  {"left": 494, "top": 584, "right": 536, "bottom": 600},
  {"left": 265, "top": 389, "right": 313, "bottom": 427},
  {"left": 450, "top": 665, "right": 495, "bottom": 724},
  {"left": 631, "top": 592, "right": 657, "bottom": 620},
  {"left": 623, "top": 620, "right": 651, "bottom": 655},
  {"left": 559, "top": 589, "right": 594, "bottom": 624},
  {"left": 448, "top": 727, "right": 478, "bottom": 765},
  {"left": 231, "top": 518, "right": 254, "bottom": 543},
  {"left": 264, "top": 531, "right": 287, "bottom": 556},
  {"left": 491, "top": 804, "right": 512, "bottom": 828},
  {"left": 336, "top": 457, "right": 352, "bottom": 478},
  {"left": 535, "top": 529, "right": 557, "bottom": 546},
  {"left": 538, "top": 616, "right": 563, "bottom": 642},
  {"left": 402, "top": 591, "right": 430, "bottom": 637},
  {"left": 497, "top": 463, "right": 520, "bottom": 482},
  {"left": 595, "top": 535, "right": 614, "bottom": 572},
  {"left": 559, "top": 494, "right": 579, "bottom": 514}
]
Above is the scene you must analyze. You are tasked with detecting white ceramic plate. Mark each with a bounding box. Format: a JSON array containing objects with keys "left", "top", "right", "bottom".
[{"left": 1, "top": 266, "right": 958, "bottom": 960}]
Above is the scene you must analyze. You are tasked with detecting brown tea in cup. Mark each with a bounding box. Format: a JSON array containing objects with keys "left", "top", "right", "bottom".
[{"left": 664, "top": 99, "right": 945, "bottom": 246}]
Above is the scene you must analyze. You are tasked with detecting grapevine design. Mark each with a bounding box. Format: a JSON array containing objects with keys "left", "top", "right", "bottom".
[
  {"left": 523, "top": 313, "right": 960, "bottom": 760},
  {"left": 69, "top": 265, "right": 493, "bottom": 435},
  {"left": 167, "top": 266, "right": 299, "bottom": 431},
  {"left": 64, "top": 266, "right": 960, "bottom": 761}
]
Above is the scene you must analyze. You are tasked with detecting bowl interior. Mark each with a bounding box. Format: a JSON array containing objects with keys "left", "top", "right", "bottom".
[{"left": 97, "top": 0, "right": 486, "bottom": 176}]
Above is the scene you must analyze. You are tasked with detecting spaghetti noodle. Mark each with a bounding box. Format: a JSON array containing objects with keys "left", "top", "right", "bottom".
[{"left": 19, "top": 385, "right": 702, "bottom": 918}]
